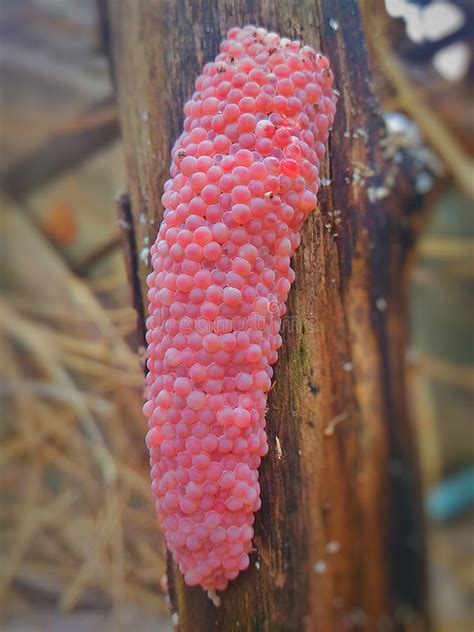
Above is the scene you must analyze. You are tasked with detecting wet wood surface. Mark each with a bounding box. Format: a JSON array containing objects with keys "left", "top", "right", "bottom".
[{"left": 106, "top": 1, "right": 429, "bottom": 630}]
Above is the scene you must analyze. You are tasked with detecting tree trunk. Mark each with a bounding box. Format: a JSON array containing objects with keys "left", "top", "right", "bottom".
[{"left": 106, "top": 1, "right": 428, "bottom": 630}]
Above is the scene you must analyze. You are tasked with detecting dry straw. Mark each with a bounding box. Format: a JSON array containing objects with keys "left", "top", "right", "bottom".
[{"left": 0, "top": 199, "right": 166, "bottom": 617}]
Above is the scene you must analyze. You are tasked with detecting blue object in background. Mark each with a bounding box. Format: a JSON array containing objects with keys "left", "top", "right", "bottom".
[{"left": 427, "top": 467, "right": 474, "bottom": 521}]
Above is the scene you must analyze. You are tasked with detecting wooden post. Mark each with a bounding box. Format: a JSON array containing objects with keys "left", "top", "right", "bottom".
[{"left": 106, "top": 1, "right": 428, "bottom": 629}]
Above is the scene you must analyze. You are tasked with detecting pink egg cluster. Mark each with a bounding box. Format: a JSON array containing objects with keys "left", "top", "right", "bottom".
[{"left": 144, "top": 25, "right": 335, "bottom": 592}]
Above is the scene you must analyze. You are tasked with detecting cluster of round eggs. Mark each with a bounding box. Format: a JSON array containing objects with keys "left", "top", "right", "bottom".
[{"left": 144, "top": 25, "right": 335, "bottom": 592}]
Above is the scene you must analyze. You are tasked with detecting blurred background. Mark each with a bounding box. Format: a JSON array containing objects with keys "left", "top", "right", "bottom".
[{"left": 0, "top": 0, "right": 472, "bottom": 630}]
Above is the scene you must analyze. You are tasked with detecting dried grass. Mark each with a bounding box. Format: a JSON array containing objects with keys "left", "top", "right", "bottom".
[{"left": 0, "top": 200, "right": 166, "bottom": 617}]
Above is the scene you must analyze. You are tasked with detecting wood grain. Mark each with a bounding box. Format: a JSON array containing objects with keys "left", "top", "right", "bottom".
[{"left": 106, "top": 2, "right": 428, "bottom": 629}]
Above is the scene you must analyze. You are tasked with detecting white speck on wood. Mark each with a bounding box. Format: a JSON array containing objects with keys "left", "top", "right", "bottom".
[
  {"left": 324, "top": 411, "right": 349, "bottom": 437},
  {"left": 314, "top": 560, "right": 328, "bottom": 574},
  {"left": 327, "top": 540, "right": 341, "bottom": 554},
  {"left": 171, "top": 612, "right": 179, "bottom": 627},
  {"left": 367, "top": 185, "right": 390, "bottom": 202},
  {"left": 352, "top": 127, "right": 368, "bottom": 140},
  {"left": 415, "top": 171, "right": 434, "bottom": 194},
  {"left": 376, "top": 298, "right": 387, "bottom": 312},
  {"left": 207, "top": 590, "right": 221, "bottom": 607},
  {"left": 140, "top": 246, "right": 150, "bottom": 265},
  {"left": 275, "top": 435, "right": 282, "bottom": 459}
]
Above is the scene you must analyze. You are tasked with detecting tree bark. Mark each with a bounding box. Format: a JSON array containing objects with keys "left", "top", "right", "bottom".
[{"left": 106, "top": 1, "right": 428, "bottom": 630}]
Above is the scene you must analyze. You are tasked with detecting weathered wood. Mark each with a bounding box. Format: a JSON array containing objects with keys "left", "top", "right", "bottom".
[
  {"left": 106, "top": 1, "right": 428, "bottom": 630},
  {"left": 117, "top": 191, "right": 148, "bottom": 352}
]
